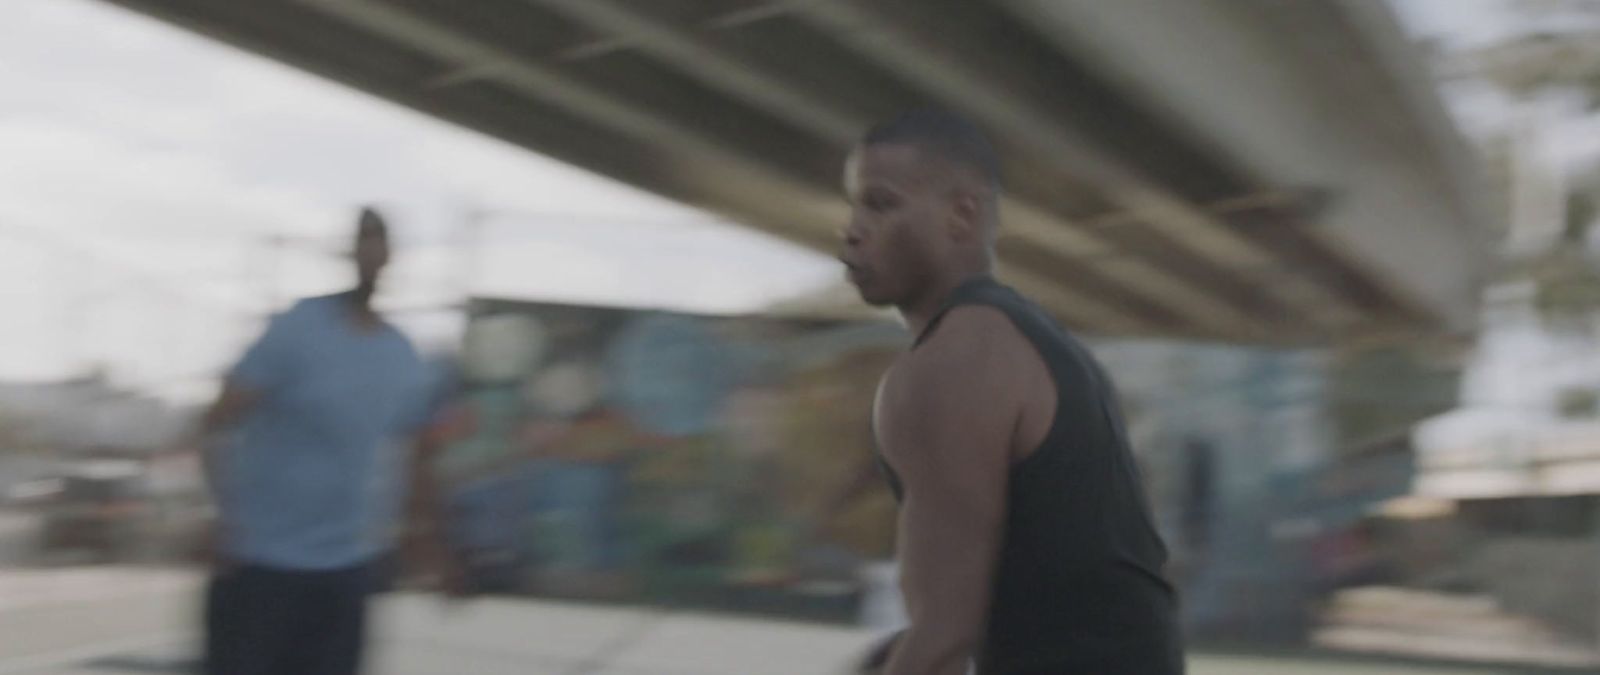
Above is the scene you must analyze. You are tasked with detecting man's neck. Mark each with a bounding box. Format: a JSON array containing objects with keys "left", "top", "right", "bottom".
[
  {"left": 900, "top": 268, "right": 991, "bottom": 338},
  {"left": 345, "top": 287, "right": 382, "bottom": 330}
]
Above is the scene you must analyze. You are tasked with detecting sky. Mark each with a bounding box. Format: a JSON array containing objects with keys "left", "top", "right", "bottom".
[{"left": 0, "top": 0, "right": 839, "bottom": 401}]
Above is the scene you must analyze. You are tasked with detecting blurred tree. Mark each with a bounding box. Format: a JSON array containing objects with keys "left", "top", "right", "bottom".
[
  {"left": 1447, "top": 32, "right": 1600, "bottom": 105},
  {"left": 0, "top": 409, "right": 13, "bottom": 454},
  {"left": 1433, "top": 9, "right": 1600, "bottom": 329},
  {"left": 0, "top": 407, "right": 41, "bottom": 455},
  {"left": 1326, "top": 344, "right": 1461, "bottom": 450},
  {"left": 1556, "top": 386, "right": 1599, "bottom": 419}
]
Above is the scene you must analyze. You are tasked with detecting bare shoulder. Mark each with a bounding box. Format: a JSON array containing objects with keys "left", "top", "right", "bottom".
[
  {"left": 876, "top": 305, "right": 1041, "bottom": 474},
  {"left": 903, "top": 305, "right": 1033, "bottom": 380},
  {"left": 879, "top": 305, "right": 1035, "bottom": 425}
]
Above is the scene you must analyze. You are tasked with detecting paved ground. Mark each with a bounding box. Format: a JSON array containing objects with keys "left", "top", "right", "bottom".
[{"left": 0, "top": 566, "right": 1588, "bottom": 675}]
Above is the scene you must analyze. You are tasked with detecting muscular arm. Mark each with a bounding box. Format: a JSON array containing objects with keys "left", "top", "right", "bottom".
[
  {"left": 881, "top": 307, "right": 1029, "bottom": 675},
  {"left": 819, "top": 457, "right": 883, "bottom": 524}
]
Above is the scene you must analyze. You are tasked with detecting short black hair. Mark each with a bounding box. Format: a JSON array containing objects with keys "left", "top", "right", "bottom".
[{"left": 861, "top": 108, "right": 1002, "bottom": 191}]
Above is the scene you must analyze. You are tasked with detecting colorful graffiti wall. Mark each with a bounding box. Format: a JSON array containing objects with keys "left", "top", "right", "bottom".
[{"left": 440, "top": 298, "right": 904, "bottom": 619}]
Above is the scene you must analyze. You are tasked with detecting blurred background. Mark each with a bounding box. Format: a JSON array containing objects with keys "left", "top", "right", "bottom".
[{"left": 2, "top": 0, "right": 1599, "bottom": 673}]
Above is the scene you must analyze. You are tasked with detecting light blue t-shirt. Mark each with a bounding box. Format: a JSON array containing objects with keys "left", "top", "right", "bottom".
[{"left": 223, "top": 294, "right": 430, "bottom": 570}]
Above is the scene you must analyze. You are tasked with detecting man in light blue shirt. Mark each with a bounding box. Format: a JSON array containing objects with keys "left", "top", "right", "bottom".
[{"left": 194, "top": 208, "right": 458, "bottom": 675}]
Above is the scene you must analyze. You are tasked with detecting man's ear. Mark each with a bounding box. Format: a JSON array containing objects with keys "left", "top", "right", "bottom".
[
  {"left": 947, "top": 189, "right": 985, "bottom": 242},
  {"left": 843, "top": 146, "right": 865, "bottom": 199}
]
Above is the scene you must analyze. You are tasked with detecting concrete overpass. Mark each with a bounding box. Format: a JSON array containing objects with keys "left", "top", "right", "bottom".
[{"left": 100, "top": 0, "right": 1489, "bottom": 344}]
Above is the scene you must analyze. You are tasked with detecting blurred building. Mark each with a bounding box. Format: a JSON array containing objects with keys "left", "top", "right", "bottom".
[{"left": 0, "top": 372, "right": 190, "bottom": 458}]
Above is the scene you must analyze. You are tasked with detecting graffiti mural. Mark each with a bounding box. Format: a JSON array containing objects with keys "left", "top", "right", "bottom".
[{"left": 440, "top": 298, "right": 904, "bottom": 619}]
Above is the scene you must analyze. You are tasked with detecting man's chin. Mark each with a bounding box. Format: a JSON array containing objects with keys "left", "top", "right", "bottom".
[
  {"left": 855, "top": 292, "right": 895, "bottom": 308},
  {"left": 847, "top": 283, "right": 884, "bottom": 306},
  {"left": 846, "top": 277, "right": 897, "bottom": 307}
]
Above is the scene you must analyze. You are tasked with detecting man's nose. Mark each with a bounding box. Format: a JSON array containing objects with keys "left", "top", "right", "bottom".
[{"left": 840, "top": 219, "right": 864, "bottom": 246}]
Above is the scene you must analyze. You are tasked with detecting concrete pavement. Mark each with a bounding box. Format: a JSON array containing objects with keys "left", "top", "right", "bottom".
[{"left": 0, "top": 566, "right": 1587, "bottom": 675}]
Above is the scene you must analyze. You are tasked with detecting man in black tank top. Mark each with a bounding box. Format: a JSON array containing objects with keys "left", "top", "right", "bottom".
[{"left": 838, "top": 110, "right": 1183, "bottom": 675}]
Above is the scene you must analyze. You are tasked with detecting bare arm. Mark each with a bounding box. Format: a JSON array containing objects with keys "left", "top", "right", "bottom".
[
  {"left": 404, "top": 419, "right": 447, "bottom": 540},
  {"left": 190, "top": 308, "right": 298, "bottom": 566},
  {"left": 185, "top": 380, "right": 263, "bottom": 570},
  {"left": 194, "top": 381, "right": 261, "bottom": 512},
  {"left": 819, "top": 457, "right": 883, "bottom": 523},
  {"left": 403, "top": 405, "right": 470, "bottom": 594},
  {"left": 881, "top": 307, "right": 1027, "bottom": 675}
]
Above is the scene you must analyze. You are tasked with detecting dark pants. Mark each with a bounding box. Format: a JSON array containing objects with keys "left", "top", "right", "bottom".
[{"left": 204, "top": 561, "right": 373, "bottom": 675}]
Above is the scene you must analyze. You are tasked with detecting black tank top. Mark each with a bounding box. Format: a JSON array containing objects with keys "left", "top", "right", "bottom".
[{"left": 876, "top": 277, "right": 1184, "bottom": 675}]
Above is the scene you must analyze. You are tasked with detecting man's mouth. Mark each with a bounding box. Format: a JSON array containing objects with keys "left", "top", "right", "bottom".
[{"left": 840, "top": 260, "right": 867, "bottom": 283}]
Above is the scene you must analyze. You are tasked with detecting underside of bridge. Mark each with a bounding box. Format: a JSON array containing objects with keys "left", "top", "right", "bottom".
[{"left": 100, "top": 0, "right": 1490, "bottom": 344}]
